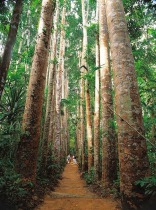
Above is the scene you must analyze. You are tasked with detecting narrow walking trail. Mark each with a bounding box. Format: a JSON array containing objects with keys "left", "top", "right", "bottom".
[{"left": 37, "top": 163, "right": 120, "bottom": 210}]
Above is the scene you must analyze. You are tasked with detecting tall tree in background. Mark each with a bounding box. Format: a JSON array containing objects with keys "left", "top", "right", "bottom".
[
  {"left": 76, "top": 99, "right": 81, "bottom": 162},
  {"left": 61, "top": 68, "right": 69, "bottom": 155},
  {"left": 16, "top": 0, "right": 55, "bottom": 182},
  {"left": 94, "top": 0, "right": 100, "bottom": 179},
  {"left": 0, "top": 0, "right": 23, "bottom": 100},
  {"left": 105, "top": 0, "right": 150, "bottom": 209},
  {"left": 99, "top": 0, "right": 117, "bottom": 188},
  {"left": 85, "top": 6, "right": 94, "bottom": 173},
  {"left": 80, "top": 0, "right": 87, "bottom": 171},
  {"left": 85, "top": 76, "right": 93, "bottom": 172},
  {"left": 81, "top": 0, "right": 93, "bottom": 172},
  {"left": 55, "top": 5, "right": 66, "bottom": 160},
  {"left": 77, "top": 52, "right": 83, "bottom": 164}
]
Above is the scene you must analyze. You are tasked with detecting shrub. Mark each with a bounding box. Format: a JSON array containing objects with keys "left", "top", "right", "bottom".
[
  {"left": 136, "top": 175, "right": 156, "bottom": 196},
  {"left": 84, "top": 167, "right": 95, "bottom": 185}
]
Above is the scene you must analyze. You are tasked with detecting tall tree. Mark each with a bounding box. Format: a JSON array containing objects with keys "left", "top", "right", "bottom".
[
  {"left": 77, "top": 52, "right": 83, "bottom": 164},
  {"left": 80, "top": 0, "right": 87, "bottom": 171},
  {"left": 99, "top": 0, "right": 117, "bottom": 188},
  {"left": 85, "top": 77, "right": 93, "bottom": 172},
  {"left": 105, "top": 0, "right": 150, "bottom": 209},
  {"left": 16, "top": 0, "right": 55, "bottom": 182},
  {"left": 94, "top": 0, "right": 100, "bottom": 179},
  {"left": 61, "top": 68, "right": 69, "bottom": 156},
  {"left": 41, "top": 0, "right": 59, "bottom": 169},
  {"left": 0, "top": 0, "right": 23, "bottom": 100},
  {"left": 55, "top": 5, "right": 66, "bottom": 160},
  {"left": 81, "top": 0, "right": 93, "bottom": 172}
]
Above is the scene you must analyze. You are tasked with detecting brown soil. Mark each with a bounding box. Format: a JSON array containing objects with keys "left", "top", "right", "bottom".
[{"left": 36, "top": 163, "right": 120, "bottom": 210}]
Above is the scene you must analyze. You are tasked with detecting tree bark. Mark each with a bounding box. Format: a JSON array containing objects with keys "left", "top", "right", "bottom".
[
  {"left": 80, "top": 0, "right": 88, "bottom": 171},
  {"left": 48, "top": 68, "right": 56, "bottom": 152},
  {"left": 94, "top": 0, "right": 100, "bottom": 179},
  {"left": 62, "top": 68, "right": 69, "bottom": 156},
  {"left": 105, "top": 0, "right": 150, "bottom": 209},
  {"left": 0, "top": 0, "right": 23, "bottom": 100},
  {"left": 41, "top": 0, "right": 59, "bottom": 169},
  {"left": 16, "top": 0, "right": 55, "bottom": 182},
  {"left": 99, "top": 0, "right": 117, "bottom": 188},
  {"left": 76, "top": 101, "right": 81, "bottom": 162},
  {"left": 86, "top": 79, "right": 93, "bottom": 172},
  {"left": 55, "top": 5, "right": 66, "bottom": 160}
]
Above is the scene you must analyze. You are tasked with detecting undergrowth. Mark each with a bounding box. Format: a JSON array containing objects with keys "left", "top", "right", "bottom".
[
  {"left": 0, "top": 136, "right": 66, "bottom": 210},
  {"left": 136, "top": 175, "right": 156, "bottom": 196}
]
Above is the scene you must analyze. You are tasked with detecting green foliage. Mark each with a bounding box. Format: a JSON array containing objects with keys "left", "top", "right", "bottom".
[
  {"left": 0, "top": 158, "right": 35, "bottom": 209},
  {"left": 147, "top": 144, "right": 156, "bottom": 175},
  {"left": 136, "top": 176, "right": 156, "bottom": 196},
  {"left": 0, "top": 0, "right": 14, "bottom": 42},
  {"left": 87, "top": 23, "right": 98, "bottom": 36},
  {"left": 84, "top": 167, "right": 95, "bottom": 184},
  {"left": 110, "top": 179, "right": 120, "bottom": 198},
  {"left": 37, "top": 152, "right": 66, "bottom": 187},
  {"left": 0, "top": 116, "right": 27, "bottom": 208},
  {"left": 0, "top": 84, "right": 25, "bottom": 127}
]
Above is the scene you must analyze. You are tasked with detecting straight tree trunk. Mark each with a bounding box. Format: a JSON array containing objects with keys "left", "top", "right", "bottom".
[
  {"left": 81, "top": 0, "right": 89, "bottom": 171},
  {"left": 41, "top": 0, "right": 59, "bottom": 169},
  {"left": 62, "top": 69, "right": 69, "bottom": 156},
  {"left": 105, "top": 0, "right": 150, "bottom": 209},
  {"left": 94, "top": 0, "right": 100, "bottom": 179},
  {"left": 79, "top": 76, "right": 85, "bottom": 170},
  {"left": 48, "top": 68, "right": 57, "bottom": 152},
  {"left": 16, "top": 3, "right": 31, "bottom": 71},
  {"left": 16, "top": 31, "right": 25, "bottom": 70},
  {"left": 99, "top": 0, "right": 117, "bottom": 189},
  {"left": 55, "top": 5, "right": 66, "bottom": 160},
  {"left": 61, "top": 66, "right": 66, "bottom": 156},
  {"left": 76, "top": 101, "right": 81, "bottom": 162},
  {"left": 78, "top": 51, "right": 84, "bottom": 167},
  {"left": 0, "top": 0, "right": 23, "bottom": 100},
  {"left": 16, "top": 0, "right": 55, "bottom": 182},
  {"left": 81, "top": 0, "right": 93, "bottom": 171},
  {"left": 86, "top": 79, "right": 93, "bottom": 172}
]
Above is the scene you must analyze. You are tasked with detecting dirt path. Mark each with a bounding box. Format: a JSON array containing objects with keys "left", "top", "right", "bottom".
[{"left": 36, "top": 163, "right": 120, "bottom": 210}]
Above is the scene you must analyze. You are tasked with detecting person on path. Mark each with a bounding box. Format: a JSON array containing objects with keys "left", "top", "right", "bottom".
[
  {"left": 73, "top": 155, "right": 77, "bottom": 164},
  {"left": 67, "top": 154, "right": 71, "bottom": 163}
]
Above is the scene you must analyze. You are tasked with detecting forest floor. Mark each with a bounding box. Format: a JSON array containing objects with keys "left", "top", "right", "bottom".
[{"left": 36, "top": 162, "right": 121, "bottom": 210}]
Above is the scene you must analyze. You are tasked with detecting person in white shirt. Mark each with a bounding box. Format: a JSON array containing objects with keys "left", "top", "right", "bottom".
[
  {"left": 73, "top": 155, "right": 77, "bottom": 164},
  {"left": 67, "top": 154, "right": 71, "bottom": 163}
]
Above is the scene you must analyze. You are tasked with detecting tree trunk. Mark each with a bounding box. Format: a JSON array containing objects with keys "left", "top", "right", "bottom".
[
  {"left": 79, "top": 77, "right": 85, "bottom": 170},
  {"left": 0, "top": 0, "right": 23, "bottom": 100},
  {"left": 16, "top": 0, "right": 55, "bottom": 182},
  {"left": 16, "top": 4, "right": 31, "bottom": 71},
  {"left": 86, "top": 80, "right": 93, "bottom": 172},
  {"left": 48, "top": 68, "right": 57, "bottom": 152},
  {"left": 76, "top": 101, "right": 81, "bottom": 162},
  {"left": 81, "top": 0, "right": 88, "bottom": 171},
  {"left": 62, "top": 69, "right": 69, "bottom": 156},
  {"left": 94, "top": 0, "right": 100, "bottom": 179},
  {"left": 55, "top": 5, "right": 66, "bottom": 161},
  {"left": 99, "top": 0, "right": 117, "bottom": 189},
  {"left": 105, "top": 0, "right": 150, "bottom": 209},
  {"left": 77, "top": 52, "right": 82, "bottom": 164},
  {"left": 41, "top": 0, "right": 59, "bottom": 170}
]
